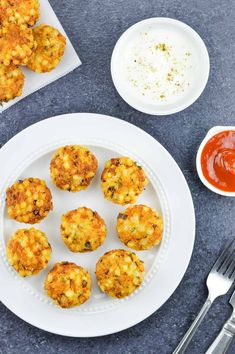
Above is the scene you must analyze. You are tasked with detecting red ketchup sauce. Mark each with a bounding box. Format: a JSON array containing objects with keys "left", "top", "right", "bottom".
[{"left": 201, "top": 130, "right": 235, "bottom": 192}]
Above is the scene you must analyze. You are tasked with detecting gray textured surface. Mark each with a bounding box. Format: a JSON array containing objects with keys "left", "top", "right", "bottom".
[{"left": 0, "top": 0, "right": 235, "bottom": 353}]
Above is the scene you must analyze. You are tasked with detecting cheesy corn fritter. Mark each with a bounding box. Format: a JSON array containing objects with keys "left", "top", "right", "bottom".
[
  {"left": 44, "top": 262, "right": 92, "bottom": 308},
  {"left": 0, "top": 0, "right": 40, "bottom": 26},
  {"left": 101, "top": 157, "right": 148, "bottom": 205},
  {"left": 61, "top": 207, "right": 107, "bottom": 253},
  {"left": 7, "top": 228, "right": 52, "bottom": 277},
  {"left": 117, "top": 204, "right": 163, "bottom": 250},
  {"left": 6, "top": 177, "right": 53, "bottom": 224},
  {"left": 27, "top": 24, "right": 66, "bottom": 73},
  {"left": 0, "top": 63, "right": 24, "bottom": 102},
  {"left": 0, "top": 23, "right": 36, "bottom": 65},
  {"left": 95, "top": 249, "right": 144, "bottom": 298},
  {"left": 50, "top": 145, "right": 98, "bottom": 192}
]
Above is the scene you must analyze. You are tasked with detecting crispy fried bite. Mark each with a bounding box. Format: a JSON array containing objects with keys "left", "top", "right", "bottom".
[
  {"left": 0, "top": 23, "right": 36, "bottom": 65},
  {"left": 27, "top": 24, "right": 66, "bottom": 73},
  {"left": 6, "top": 177, "right": 53, "bottom": 224},
  {"left": 0, "top": 0, "right": 40, "bottom": 26},
  {"left": 61, "top": 207, "right": 107, "bottom": 253},
  {"left": 101, "top": 157, "right": 148, "bottom": 205},
  {"left": 50, "top": 145, "right": 98, "bottom": 192},
  {"left": 95, "top": 249, "right": 144, "bottom": 298},
  {"left": 7, "top": 228, "right": 52, "bottom": 276},
  {"left": 0, "top": 63, "right": 24, "bottom": 102},
  {"left": 117, "top": 204, "right": 163, "bottom": 250},
  {"left": 44, "top": 262, "right": 92, "bottom": 308}
]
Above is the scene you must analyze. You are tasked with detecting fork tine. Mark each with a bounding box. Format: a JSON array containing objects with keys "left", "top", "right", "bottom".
[
  {"left": 225, "top": 258, "right": 235, "bottom": 279},
  {"left": 220, "top": 249, "right": 235, "bottom": 274},
  {"left": 230, "top": 265, "right": 235, "bottom": 280},
  {"left": 213, "top": 238, "right": 235, "bottom": 271}
]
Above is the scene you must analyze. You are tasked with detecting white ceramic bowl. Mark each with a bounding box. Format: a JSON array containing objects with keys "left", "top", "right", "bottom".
[
  {"left": 196, "top": 126, "right": 235, "bottom": 197},
  {"left": 111, "top": 17, "right": 210, "bottom": 116}
]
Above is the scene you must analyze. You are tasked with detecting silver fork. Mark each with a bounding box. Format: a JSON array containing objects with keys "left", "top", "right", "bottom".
[
  {"left": 173, "top": 239, "right": 235, "bottom": 354},
  {"left": 206, "top": 288, "right": 235, "bottom": 354}
]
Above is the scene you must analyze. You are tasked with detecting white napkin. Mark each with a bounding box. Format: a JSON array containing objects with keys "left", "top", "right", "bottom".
[{"left": 0, "top": 0, "right": 82, "bottom": 113}]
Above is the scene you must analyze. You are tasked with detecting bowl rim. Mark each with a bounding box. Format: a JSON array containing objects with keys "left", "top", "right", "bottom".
[{"left": 196, "top": 126, "right": 235, "bottom": 197}]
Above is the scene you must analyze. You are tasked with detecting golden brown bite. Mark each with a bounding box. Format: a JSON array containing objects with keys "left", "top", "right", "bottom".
[
  {"left": 117, "top": 204, "right": 163, "bottom": 250},
  {"left": 50, "top": 145, "right": 98, "bottom": 192},
  {"left": 61, "top": 207, "right": 107, "bottom": 252},
  {"left": 7, "top": 228, "right": 52, "bottom": 277},
  {"left": 44, "top": 262, "right": 92, "bottom": 308},
  {"left": 6, "top": 177, "right": 53, "bottom": 224},
  {"left": 27, "top": 24, "right": 66, "bottom": 73},
  {"left": 101, "top": 157, "right": 148, "bottom": 205},
  {"left": 95, "top": 249, "right": 144, "bottom": 298},
  {"left": 0, "top": 0, "right": 40, "bottom": 26},
  {"left": 0, "top": 63, "right": 24, "bottom": 102},
  {"left": 0, "top": 23, "right": 36, "bottom": 66}
]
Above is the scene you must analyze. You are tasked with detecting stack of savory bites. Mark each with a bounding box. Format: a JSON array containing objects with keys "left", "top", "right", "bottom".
[
  {"left": 0, "top": 0, "right": 66, "bottom": 103},
  {"left": 6, "top": 145, "right": 163, "bottom": 309}
]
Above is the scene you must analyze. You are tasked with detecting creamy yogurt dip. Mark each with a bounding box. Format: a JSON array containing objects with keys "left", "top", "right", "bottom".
[{"left": 122, "top": 28, "right": 196, "bottom": 105}]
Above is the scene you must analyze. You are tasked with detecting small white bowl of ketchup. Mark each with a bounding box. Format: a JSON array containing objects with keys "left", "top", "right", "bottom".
[{"left": 196, "top": 126, "right": 235, "bottom": 196}]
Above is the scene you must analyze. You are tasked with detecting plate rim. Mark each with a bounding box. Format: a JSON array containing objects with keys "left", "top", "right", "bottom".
[
  {"left": 0, "top": 113, "right": 195, "bottom": 337},
  {"left": 111, "top": 17, "right": 210, "bottom": 115}
]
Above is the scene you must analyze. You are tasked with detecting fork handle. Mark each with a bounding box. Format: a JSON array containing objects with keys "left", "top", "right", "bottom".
[
  {"left": 205, "top": 313, "right": 235, "bottom": 354},
  {"left": 173, "top": 298, "right": 212, "bottom": 354}
]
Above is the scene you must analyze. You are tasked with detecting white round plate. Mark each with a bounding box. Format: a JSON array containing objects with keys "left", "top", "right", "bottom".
[
  {"left": 0, "top": 113, "right": 195, "bottom": 337},
  {"left": 111, "top": 17, "right": 210, "bottom": 115}
]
